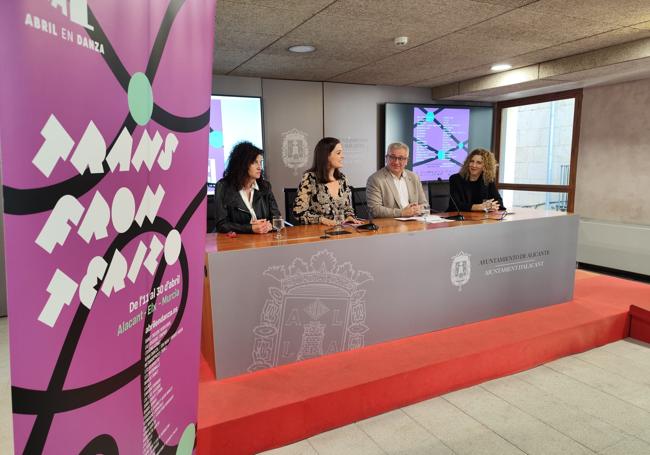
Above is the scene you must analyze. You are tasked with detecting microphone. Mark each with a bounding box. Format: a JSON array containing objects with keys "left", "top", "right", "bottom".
[
  {"left": 443, "top": 193, "right": 465, "bottom": 221},
  {"left": 357, "top": 210, "right": 379, "bottom": 231}
]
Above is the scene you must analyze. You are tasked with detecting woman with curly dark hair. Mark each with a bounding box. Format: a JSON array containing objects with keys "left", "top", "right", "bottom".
[
  {"left": 448, "top": 148, "right": 505, "bottom": 212},
  {"left": 214, "top": 142, "right": 280, "bottom": 233}
]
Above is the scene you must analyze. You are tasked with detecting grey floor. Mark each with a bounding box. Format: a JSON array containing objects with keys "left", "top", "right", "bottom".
[
  {"left": 2, "top": 315, "right": 650, "bottom": 455},
  {"left": 260, "top": 338, "right": 650, "bottom": 455}
]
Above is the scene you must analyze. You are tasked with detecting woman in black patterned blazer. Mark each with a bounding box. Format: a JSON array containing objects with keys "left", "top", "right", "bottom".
[{"left": 293, "top": 137, "right": 362, "bottom": 226}]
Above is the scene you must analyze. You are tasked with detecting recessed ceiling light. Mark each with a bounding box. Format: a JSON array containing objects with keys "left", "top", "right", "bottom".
[
  {"left": 394, "top": 36, "right": 409, "bottom": 47},
  {"left": 288, "top": 45, "right": 316, "bottom": 53},
  {"left": 491, "top": 63, "right": 512, "bottom": 72}
]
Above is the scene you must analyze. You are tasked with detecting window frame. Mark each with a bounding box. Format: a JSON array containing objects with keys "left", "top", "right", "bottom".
[{"left": 493, "top": 89, "right": 583, "bottom": 212}]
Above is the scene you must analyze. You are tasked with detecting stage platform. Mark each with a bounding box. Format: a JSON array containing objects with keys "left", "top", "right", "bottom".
[{"left": 197, "top": 271, "right": 650, "bottom": 455}]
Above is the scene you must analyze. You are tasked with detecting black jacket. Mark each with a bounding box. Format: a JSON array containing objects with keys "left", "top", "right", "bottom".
[
  {"left": 447, "top": 173, "right": 505, "bottom": 212},
  {"left": 214, "top": 179, "right": 281, "bottom": 233}
]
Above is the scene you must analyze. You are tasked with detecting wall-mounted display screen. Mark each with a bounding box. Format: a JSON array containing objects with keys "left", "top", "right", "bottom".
[
  {"left": 385, "top": 103, "right": 493, "bottom": 182},
  {"left": 413, "top": 106, "right": 470, "bottom": 181},
  {"left": 208, "top": 95, "right": 263, "bottom": 194}
]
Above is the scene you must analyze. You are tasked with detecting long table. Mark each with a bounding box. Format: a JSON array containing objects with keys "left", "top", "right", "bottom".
[{"left": 205, "top": 210, "right": 579, "bottom": 379}]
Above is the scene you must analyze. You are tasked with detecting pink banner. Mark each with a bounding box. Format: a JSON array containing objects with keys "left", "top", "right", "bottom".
[{"left": 0, "top": 1, "right": 214, "bottom": 453}]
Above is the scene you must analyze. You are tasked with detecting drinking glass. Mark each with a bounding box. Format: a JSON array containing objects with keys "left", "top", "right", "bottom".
[
  {"left": 482, "top": 199, "right": 491, "bottom": 219},
  {"left": 419, "top": 202, "right": 430, "bottom": 220},
  {"left": 272, "top": 216, "right": 284, "bottom": 239},
  {"left": 333, "top": 209, "right": 345, "bottom": 231}
]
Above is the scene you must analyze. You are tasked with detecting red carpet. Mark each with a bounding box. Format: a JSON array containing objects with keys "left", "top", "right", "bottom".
[
  {"left": 630, "top": 305, "right": 650, "bottom": 343},
  {"left": 197, "top": 271, "right": 650, "bottom": 455}
]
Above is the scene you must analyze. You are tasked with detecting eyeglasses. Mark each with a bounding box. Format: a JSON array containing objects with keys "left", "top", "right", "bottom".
[{"left": 387, "top": 155, "right": 408, "bottom": 163}]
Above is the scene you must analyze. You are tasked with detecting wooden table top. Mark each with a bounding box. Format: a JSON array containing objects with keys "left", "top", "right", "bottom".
[{"left": 206, "top": 209, "right": 571, "bottom": 253}]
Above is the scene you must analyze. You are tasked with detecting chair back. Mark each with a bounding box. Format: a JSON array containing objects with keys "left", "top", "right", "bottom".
[
  {"left": 351, "top": 187, "right": 369, "bottom": 220},
  {"left": 427, "top": 181, "right": 451, "bottom": 213},
  {"left": 206, "top": 194, "right": 216, "bottom": 232},
  {"left": 284, "top": 187, "right": 299, "bottom": 225}
]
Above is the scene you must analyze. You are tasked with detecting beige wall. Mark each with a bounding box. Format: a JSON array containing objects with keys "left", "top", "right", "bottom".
[
  {"left": 323, "top": 82, "right": 436, "bottom": 187},
  {"left": 211, "top": 75, "right": 433, "bottom": 216},
  {"left": 261, "top": 79, "right": 324, "bottom": 218},
  {"left": 575, "top": 78, "right": 650, "bottom": 225}
]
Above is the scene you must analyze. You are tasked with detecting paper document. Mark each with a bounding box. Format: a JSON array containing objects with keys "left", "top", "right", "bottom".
[{"left": 395, "top": 215, "right": 451, "bottom": 223}]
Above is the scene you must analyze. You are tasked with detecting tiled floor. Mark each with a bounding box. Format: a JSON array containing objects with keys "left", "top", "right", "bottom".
[
  {"left": 261, "top": 338, "right": 650, "bottom": 455},
  {"left": 2, "top": 314, "right": 649, "bottom": 455}
]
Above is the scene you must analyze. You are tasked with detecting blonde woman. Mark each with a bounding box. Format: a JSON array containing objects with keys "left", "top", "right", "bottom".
[{"left": 447, "top": 148, "right": 505, "bottom": 212}]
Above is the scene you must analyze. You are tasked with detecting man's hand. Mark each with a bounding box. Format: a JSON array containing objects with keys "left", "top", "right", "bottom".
[{"left": 400, "top": 203, "right": 419, "bottom": 217}]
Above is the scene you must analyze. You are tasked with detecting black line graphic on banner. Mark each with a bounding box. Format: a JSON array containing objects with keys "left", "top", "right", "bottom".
[
  {"left": 3, "top": 0, "right": 207, "bottom": 216},
  {"left": 8, "top": 1, "right": 208, "bottom": 453},
  {"left": 17, "top": 186, "right": 203, "bottom": 453}
]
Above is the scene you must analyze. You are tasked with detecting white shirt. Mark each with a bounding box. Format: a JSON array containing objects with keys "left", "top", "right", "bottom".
[
  {"left": 239, "top": 181, "right": 259, "bottom": 221},
  {"left": 391, "top": 172, "right": 409, "bottom": 208}
]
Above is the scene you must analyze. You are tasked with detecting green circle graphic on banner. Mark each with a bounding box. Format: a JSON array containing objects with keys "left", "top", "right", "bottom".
[
  {"left": 128, "top": 72, "right": 154, "bottom": 125},
  {"left": 176, "top": 423, "right": 196, "bottom": 455}
]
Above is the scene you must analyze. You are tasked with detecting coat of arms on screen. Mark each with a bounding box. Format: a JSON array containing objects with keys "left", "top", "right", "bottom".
[
  {"left": 248, "top": 250, "right": 373, "bottom": 372},
  {"left": 281, "top": 128, "right": 309, "bottom": 175},
  {"left": 451, "top": 251, "right": 471, "bottom": 291}
]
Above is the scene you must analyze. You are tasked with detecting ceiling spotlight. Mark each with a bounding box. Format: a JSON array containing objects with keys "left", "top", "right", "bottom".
[
  {"left": 288, "top": 45, "right": 316, "bottom": 53},
  {"left": 394, "top": 36, "right": 409, "bottom": 47},
  {"left": 491, "top": 63, "right": 512, "bottom": 72}
]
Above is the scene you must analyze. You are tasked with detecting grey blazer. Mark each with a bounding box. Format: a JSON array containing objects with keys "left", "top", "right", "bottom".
[{"left": 366, "top": 167, "right": 427, "bottom": 218}]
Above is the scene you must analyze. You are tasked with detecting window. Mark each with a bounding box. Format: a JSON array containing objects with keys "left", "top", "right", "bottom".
[
  {"left": 494, "top": 90, "right": 582, "bottom": 212},
  {"left": 501, "top": 190, "right": 567, "bottom": 212}
]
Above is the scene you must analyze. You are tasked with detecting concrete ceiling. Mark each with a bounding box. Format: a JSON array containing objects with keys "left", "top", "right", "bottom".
[{"left": 214, "top": 0, "right": 650, "bottom": 100}]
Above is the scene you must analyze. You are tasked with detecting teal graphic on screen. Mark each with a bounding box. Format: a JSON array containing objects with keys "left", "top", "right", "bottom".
[
  {"left": 208, "top": 95, "right": 263, "bottom": 193},
  {"left": 412, "top": 107, "right": 470, "bottom": 181}
]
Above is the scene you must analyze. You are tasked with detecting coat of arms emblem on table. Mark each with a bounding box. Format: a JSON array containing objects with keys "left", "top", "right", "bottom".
[
  {"left": 451, "top": 251, "right": 471, "bottom": 291},
  {"left": 248, "top": 250, "right": 373, "bottom": 372}
]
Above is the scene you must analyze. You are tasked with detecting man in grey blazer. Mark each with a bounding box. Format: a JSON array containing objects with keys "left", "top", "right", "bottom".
[{"left": 366, "top": 142, "right": 427, "bottom": 218}]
